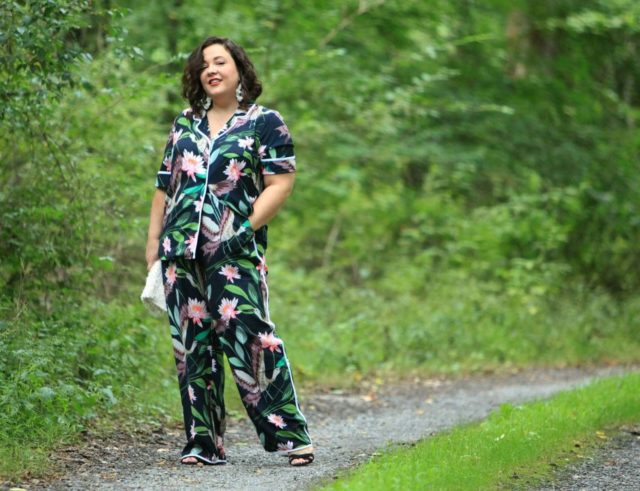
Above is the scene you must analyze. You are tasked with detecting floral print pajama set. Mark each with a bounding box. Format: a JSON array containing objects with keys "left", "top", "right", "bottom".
[{"left": 155, "top": 103, "right": 312, "bottom": 464}]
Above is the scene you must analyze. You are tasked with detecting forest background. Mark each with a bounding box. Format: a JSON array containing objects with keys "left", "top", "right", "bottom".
[{"left": 1, "top": 0, "right": 639, "bottom": 478}]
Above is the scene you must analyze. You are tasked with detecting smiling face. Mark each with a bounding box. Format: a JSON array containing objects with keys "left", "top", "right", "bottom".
[{"left": 199, "top": 43, "right": 240, "bottom": 105}]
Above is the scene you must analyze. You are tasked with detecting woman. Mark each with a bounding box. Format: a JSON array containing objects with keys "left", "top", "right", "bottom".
[{"left": 145, "top": 36, "right": 314, "bottom": 467}]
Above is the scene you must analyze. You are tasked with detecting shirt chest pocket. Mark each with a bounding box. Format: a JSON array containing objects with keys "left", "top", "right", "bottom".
[{"left": 211, "top": 138, "right": 258, "bottom": 182}]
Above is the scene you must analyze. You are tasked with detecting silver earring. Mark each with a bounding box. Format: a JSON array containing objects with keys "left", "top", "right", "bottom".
[{"left": 235, "top": 83, "right": 244, "bottom": 103}]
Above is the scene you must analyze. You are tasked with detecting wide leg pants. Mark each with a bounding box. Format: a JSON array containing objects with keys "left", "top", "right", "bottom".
[{"left": 161, "top": 196, "right": 312, "bottom": 464}]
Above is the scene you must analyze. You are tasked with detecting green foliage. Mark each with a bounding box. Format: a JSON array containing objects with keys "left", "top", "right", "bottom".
[
  {"left": 1, "top": 0, "right": 640, "bottom": 481},
  {"left": 321, "top": 372, "right": 640, "bottom": 490},
  {"left": 0, "top": 0, "right": 91, "bottom": 124}
]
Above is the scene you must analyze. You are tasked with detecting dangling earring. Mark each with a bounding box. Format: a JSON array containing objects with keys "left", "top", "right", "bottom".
[
  {"left": 202, "top": 96, "right": 212, "bottom": 111},
  {"left": 236, "top": 82, "right": 244, "bottom": 103}
]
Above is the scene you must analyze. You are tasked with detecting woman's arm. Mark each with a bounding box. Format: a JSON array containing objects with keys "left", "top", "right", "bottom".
[
  {"left": 146, "top": 189, "right": 167, "bottom": 270},
  {"left": 247, "top": 173, "right": 295, "bottom": 230}
]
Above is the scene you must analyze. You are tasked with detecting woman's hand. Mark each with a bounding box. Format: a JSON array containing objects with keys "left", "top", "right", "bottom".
[{"left": 146, "top": 238, "right": 159, "bottom": 271}]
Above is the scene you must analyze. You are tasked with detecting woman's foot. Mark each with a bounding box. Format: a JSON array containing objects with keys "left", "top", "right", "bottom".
[
  {"left": 180, "top": 456, "right": 199, "bottom": 465},
  {"left": 288, "top": 446, "right": 315, "bottom": 466}
]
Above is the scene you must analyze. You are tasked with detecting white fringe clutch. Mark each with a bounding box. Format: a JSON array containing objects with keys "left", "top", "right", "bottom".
[{"left": 140, "top": 259, "right": 166, "bottom": 314}]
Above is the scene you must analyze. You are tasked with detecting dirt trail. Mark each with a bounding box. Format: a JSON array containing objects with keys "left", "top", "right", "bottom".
[
  {"left": 535, "top": 424, "right": 640, "bottom": 490},
  {"left": 11, "top": 365, "right": 636, "bottom": 491}
]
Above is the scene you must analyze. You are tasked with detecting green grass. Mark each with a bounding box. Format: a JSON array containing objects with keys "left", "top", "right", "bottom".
[{"left": 319, "top": 372, "right": 640, "bottom": 490}]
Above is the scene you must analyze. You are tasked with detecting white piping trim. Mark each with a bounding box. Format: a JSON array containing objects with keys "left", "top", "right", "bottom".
[
  {"left": 260, "top": 156, "right": 296, "bottom": 162},
  {"left": 251, "top": 238, "right": 312, "bottom": 446}
]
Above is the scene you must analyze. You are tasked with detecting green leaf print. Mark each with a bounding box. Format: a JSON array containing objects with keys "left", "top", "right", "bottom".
[
  {"left": 223, "top": 152, "right": 239, "bottom": 158},
  {"left": 177, "top": 117, "right": 190, "bottom": 127},
  {"left": 228, "top": 357, "right": 244, "bottom": 368},
  {"left": 183, "top": 183, "right": 204, "bottom": 195},
  {"left": 238, "top": 304, "right": 255, "bottom": 312},
  {"left": 194, "top": 426, "right": 209, "bottom": 434},
  {"left": 194, "top": 329, "right": 211, "bottom": 342},
  {"left": 248, "top": 284, "right": 259, "bottom": 305},
  {"left": 224, "top": 284, "right": 251, "bottom": 302},
  {"left": 236, "top": 259, "right": 254, "bottom": 270},
  {"left": 184, "top": 221, "right": 200, "bottom": 231},
  {"left": 276, "top": 357, "right": 287, "bottom": 368},
  {"left": 276, "top": 430, "right": 303, "bottom": 440},
  {"left": 281, "top": 384, "right": 293, "bottom": 402},
  {"left": 236, "top": 326, "right": 248, "bottom": 344},
  {"left": 234, "top": 341, "right": 245, "bottom": 361},
  {"left": 280, "top": 404, "right": 299, "bottom": 415},
  {"left": 191, "top": 406, "right": 209, "bottom": 425}
]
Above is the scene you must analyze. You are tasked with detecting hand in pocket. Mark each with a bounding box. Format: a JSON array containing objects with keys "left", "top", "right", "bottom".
[{"left": 223, "top": 221, "right": 255, "bottom": 256}]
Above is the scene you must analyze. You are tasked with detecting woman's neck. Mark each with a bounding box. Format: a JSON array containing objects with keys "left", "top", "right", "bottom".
[{"left": 209, "top": 96, "right": 239, "bottom": 113}]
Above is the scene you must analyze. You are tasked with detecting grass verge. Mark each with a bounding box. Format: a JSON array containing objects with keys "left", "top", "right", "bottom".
[{"left": 319, "top": 372, "right": 640, "bottom": 490}]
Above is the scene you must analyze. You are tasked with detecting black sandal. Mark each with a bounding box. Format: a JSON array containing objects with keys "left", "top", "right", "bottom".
[
  {"left": 288, "top": 452, "right": 314, "bottom": 466},
  {"left": 180, "top": 454, "right": 227, "bottom": 465}
]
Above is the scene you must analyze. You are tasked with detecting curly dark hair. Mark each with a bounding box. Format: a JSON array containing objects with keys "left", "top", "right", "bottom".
[{"left": 182, "top": 36, "right": 262, "bottom": 115}]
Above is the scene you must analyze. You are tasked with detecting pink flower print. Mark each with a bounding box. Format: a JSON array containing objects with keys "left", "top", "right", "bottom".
[
  {"left": 224, "top": 159, "right": 246, "bottom": 181},
  {"left": 163, "top": 156, "right": 172, "bottom": 171},
  {"left": 258, "top": 144, "right": 267, "bottom": 158},
  {"left": 172, "top": 128, "right": 183, "bottom": 145},
  {"left": 256, "top": 256, "right": 268, "bottom": 273},
  {"left": 258, "top": 332, "right": 282, "bottom": 353},
  {"left": 238, "top": 136, "right": 254, "bottom": 150},
  {"left": 165, "top": 262, "right": 177, "bottom": 286},
  {"left": 195, "top": 197, "right": 204, "bottom": 213},
  {"left": 267, "top": 413, "right": 286, "bottom": 429},
  {"left": 190, "top": 420, "right": 196, "bottom": 440},
  {"left": 187, "top": 298, "right": 208, "bottom": 326},
  {"left": 186, "top": 234, "right": 197, "bottom": 254},
  {"left": 277, "top": 441, "right": 294, "bottom": 452},
  {"left": 163, "top": 237, "right": 172, "bottom": 254},
  {"left": 218, "top": 297, "right": 240, "bottom": 321},
  {"left": 188, "top": 385, "right": 197, "bottom": 403},
  {"left": 181, "top": 150, "right": 205, "bottom": 181},
  {"left": 219, "top": 264, "right": 240, "bottom": 283}
]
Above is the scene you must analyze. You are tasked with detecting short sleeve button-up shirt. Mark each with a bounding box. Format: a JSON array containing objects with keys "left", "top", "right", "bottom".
[{"left": 155, "top": 103, "right": 296, "bottom": 261}]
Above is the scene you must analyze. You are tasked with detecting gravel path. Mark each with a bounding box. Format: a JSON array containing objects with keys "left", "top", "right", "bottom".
[
  {"left": 535, "top": 425, "right": 640, "bottom": 491},
  {"left": 11, "top": 365, "right": 636, "bottom": 491}
]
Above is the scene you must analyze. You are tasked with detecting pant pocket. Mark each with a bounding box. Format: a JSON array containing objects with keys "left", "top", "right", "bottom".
[{"left": 222, "top": 210, "right": 255, "bottom": 256}]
